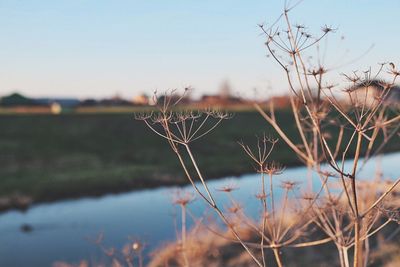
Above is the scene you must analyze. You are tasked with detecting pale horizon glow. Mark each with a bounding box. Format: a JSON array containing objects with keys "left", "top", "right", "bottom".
[{"left": 0, "top": 0, "right": 399, "bottom": 100}]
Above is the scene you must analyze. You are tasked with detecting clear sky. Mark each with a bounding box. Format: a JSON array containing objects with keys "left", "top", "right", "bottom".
[{"left": 0, "top": 0, "right": 399, "bottom": 99}]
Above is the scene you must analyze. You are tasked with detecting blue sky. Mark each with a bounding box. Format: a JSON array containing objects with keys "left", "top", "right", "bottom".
[{"left": 0, "top": 0, "right": 399, "bottom": 99}]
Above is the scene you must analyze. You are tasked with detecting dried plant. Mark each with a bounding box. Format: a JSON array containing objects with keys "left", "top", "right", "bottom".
[
  {"left": 135, "top": 89, "right": 264, "bottom": 265},
  {"left": 137, "top": 2, "right": 400, "bottom": 267},
  {"left": 253, "top": 2, "right": 400, "bottom": 267},
  {"left": 172, "top": 190, "right": 196, "bottom": 266}
]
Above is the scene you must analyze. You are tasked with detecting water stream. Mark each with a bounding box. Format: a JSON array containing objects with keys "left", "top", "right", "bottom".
[{"left": 0, "top": 152, "right": 398, "bottom": 266}]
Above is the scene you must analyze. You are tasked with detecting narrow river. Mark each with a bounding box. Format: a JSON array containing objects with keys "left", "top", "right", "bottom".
[{"left": 0, "top": 152, "right": 398, "bottom": 266}]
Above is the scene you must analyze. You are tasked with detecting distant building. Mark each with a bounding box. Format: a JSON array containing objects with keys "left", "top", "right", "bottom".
[
  {"left": 195, "top": 80, "right": 246, "bottom": 107},
  {"left": 347, "top": 80, "right": 400, "bottom": 107},
  {"left": 132, "top": 94, "right": 149, "bottom": 105},
  {"left": 201, "top": 95, "right": 224, "bottom": 105},
  {"left": 50, "top": 102, "right": 62, "bottom": 114}
]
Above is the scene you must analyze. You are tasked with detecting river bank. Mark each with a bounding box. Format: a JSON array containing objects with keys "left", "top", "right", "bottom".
[{"left": 1, "top": 110, "right": 399, "bottom": 211}]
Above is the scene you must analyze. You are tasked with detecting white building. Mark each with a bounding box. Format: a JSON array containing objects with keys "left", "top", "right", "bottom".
[{"left": 347, "top": 80, "right": 400, "bottom": 108}]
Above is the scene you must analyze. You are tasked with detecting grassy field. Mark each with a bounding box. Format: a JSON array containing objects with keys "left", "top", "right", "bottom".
[{"left": 0, "top": 109, "right": 398, "bottom": 208}]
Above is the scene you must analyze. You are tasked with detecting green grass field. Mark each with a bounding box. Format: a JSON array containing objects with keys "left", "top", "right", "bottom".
[{"left": 0, "top": 109, "right": 398, "bottom": 207}]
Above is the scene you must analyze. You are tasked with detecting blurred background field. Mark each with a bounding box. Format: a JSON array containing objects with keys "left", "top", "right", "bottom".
[
  {"left": 1, "top": 107, "right": 399, "bottom": 210},
  {"left": 0, "top": 110, "right": 293, "bottom": 207}
]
